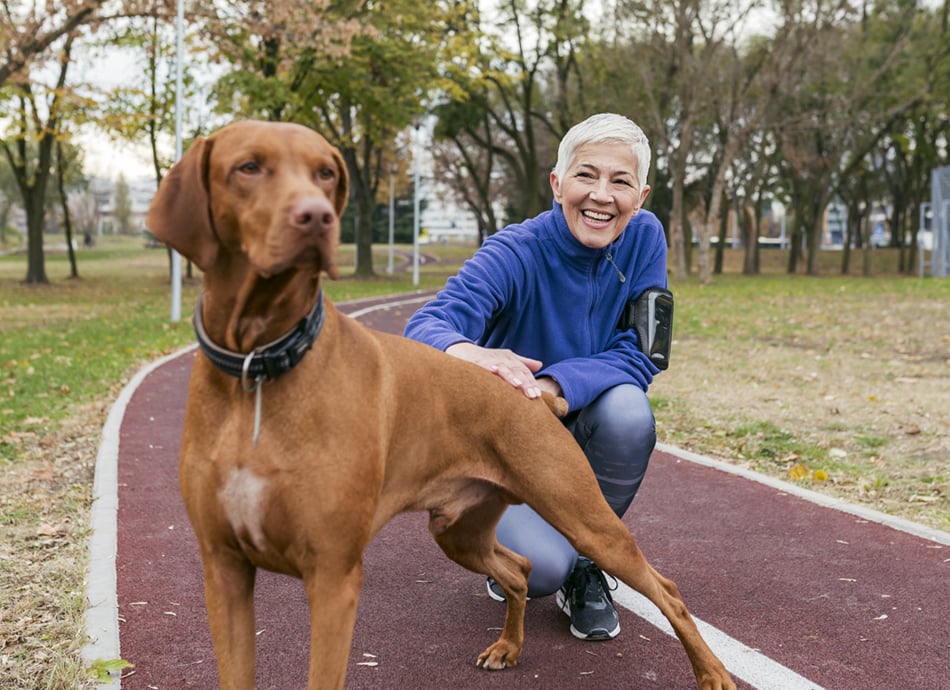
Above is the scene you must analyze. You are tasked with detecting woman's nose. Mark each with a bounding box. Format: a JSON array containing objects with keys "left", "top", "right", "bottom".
[{"left": 590, "top": 178, "right": 612, "bottom": 202}]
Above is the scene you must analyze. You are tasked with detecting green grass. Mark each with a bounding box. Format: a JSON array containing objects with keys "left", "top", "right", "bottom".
[{"left": 727, "top": 420, "right": 827, "bottom": 465}]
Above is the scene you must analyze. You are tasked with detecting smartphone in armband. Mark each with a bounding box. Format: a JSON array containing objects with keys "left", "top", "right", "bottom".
[{"left": 619, "top": 288, "right": 674, "bottom": 370}]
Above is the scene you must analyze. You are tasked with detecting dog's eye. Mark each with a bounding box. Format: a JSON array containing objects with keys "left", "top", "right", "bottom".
[
  {"left": 317, "top": 167, "right": 336, "bottom": 181},
  {"left": 238, "top": 161, "right": 261, "bottom": 174}
]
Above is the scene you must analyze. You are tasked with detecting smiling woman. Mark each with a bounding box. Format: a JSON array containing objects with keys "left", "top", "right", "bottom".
[{"left": 403, "top": 112, "right": 672, "bottom": 642}]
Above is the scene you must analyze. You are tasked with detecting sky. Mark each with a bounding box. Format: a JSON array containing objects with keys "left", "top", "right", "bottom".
[{"left": 78, "top": 129, "right": 157, "bottom": 183}]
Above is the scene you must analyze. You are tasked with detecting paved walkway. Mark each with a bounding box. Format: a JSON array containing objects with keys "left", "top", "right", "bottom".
[{"left": 84, "top": 292, "right": 950, "bottom": 689}]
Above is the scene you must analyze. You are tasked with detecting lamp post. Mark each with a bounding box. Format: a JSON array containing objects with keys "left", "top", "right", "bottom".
[
  {"left": 412, "top": 124, "right": 421, "bottom": 287},
  {"left": 170, "top": 0, "right": 184, "bottom": 322},
  {"left": 388, "top": 163, "right": 395, "bottom": 274}
]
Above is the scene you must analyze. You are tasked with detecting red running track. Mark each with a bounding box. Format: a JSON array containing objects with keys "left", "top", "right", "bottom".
[{"left": 89, "top": 293, "right": 950, "bottom": 689}]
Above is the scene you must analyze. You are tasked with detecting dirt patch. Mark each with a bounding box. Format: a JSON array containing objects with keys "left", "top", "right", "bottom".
[
  {"left": 1, "top": 407, "right": 103, "bottom": 688},
  {"left": 651, "top": 279, "right": 950, "bottom": 532}
]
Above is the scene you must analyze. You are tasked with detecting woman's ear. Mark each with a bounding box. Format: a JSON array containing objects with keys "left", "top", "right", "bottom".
[
  {"left": 550, "top": 171, "right": 562, "bottom": 202},
  {"left": 638, "top": 184, "right": 652, "bottom": 209}
]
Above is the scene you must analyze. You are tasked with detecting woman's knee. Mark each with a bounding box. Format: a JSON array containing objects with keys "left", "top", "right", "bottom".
[
  {"left": 495, "top": 504, "right": 577, "bottom": 597},
  {"left": 577, "top": 384, "right": 656, "bottom": 451},
  {"left": 570, "top": 385, "right": 656, "bottom": 516}
]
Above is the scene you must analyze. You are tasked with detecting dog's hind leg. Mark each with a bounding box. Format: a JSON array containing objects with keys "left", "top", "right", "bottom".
[
  {"left": 428, "top": 498, "right": 532, "bottom": 670},
  {"left": 561, "top": 513, "right": 735, "bottom": 690},
  {"left": 303, "top": 560, "right": 364, "bottom": 690},
  {"left": 201, "top": 553, "right": 257, "bottom": 690}
]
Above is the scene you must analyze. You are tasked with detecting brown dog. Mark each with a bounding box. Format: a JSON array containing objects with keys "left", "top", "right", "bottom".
[{"left": 146, "top": 120, "right": 735, "bottom": 690}]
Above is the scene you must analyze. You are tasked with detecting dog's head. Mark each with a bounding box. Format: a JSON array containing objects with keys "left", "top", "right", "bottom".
[{"left": 146, "top": 120, "right": 349, "bottom": 280}]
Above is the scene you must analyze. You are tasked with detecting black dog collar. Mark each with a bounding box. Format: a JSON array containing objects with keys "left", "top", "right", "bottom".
[{"left": 192, "top": 289, "right": 325, "bottom": 387}]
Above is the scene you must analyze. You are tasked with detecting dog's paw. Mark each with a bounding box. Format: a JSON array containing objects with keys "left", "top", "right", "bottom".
[
  {"left": 540, "top": 391, "right": 569, "bottom": 418},
  {"left": 475, "top": 641, "right": 520, "bottom": 670},
  {"left": 696, "top": 669, "right": 737, "bottom": 690}
]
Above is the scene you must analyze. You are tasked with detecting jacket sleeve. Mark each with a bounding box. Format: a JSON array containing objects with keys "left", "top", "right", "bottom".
[
  {"left": 403, "top": 237, "right": 518, "bottom": 351},
  {"left": 542, "top": 332, "right": 660, "bottom": 410}
]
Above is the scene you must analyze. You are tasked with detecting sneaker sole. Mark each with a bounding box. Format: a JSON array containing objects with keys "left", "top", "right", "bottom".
[
  {"left": 486, "top": 578, "right": 531, "bottom": 603},
  {"left": 555, "top": 590, "right": 621, "bottom": 641},
  {"left": 486, "top": 578, "right": 506, "bottom": 602}
]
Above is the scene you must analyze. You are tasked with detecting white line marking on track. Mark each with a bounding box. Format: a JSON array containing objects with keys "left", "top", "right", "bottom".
[
  {"left": 344, "top": 293, "right": 435, "bottom": 320},
  {"left": 657, "top": 443, "right": 950, "bottom": 547},
  {"left": 612, "top": 584, "right": 826, "bottom": 690}
]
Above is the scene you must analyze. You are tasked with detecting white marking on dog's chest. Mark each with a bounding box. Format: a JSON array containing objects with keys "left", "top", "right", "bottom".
[{"left": 219, "top": 468, "right": 269, "bottom": 552}]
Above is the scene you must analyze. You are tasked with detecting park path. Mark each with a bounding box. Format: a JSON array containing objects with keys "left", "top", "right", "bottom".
[{"left": 86, "top": 291, "right": 950, "bottom": 689}]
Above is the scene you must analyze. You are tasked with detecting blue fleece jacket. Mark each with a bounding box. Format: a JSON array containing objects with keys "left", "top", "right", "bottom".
[{"left": 403, "top": 202, "right": 669, "bottom": 411}]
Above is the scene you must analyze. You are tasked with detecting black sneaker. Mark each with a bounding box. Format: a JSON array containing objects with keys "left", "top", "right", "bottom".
[
  {"left": 485, "top": 577, "right": 531, "bottom": 602},
  {"left": 555, "top": 558, "right": 620, "bottom": 640},
  {"left": 486, "top": 577, "right": 506, "bottom": 602}
]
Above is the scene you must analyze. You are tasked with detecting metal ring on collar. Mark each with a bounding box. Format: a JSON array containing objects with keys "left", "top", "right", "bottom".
[{"left": 241, "top": 349, "right": 262, "bottom": 393}]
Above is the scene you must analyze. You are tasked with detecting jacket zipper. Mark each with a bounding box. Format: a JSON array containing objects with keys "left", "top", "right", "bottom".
[{"left": 605, "top": 250, "right": 627, "bottom": 283}]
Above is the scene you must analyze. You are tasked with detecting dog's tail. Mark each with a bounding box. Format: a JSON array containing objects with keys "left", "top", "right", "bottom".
[{"left": 540, "top": 392, "right": 569, "bottom": 418}]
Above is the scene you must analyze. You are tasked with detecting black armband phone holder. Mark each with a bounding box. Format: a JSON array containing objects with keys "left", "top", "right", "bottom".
[{"left": 619, "top": 287, "right": 674, "bottom": 370}]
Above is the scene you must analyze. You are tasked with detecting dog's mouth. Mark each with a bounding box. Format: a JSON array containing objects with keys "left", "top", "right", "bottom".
[{"left": 247, "top": 237, "right": 339, "bottom": 281}]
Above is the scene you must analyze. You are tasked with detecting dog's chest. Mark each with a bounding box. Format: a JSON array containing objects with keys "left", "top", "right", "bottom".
[{"left": 218, "top": 467, "right": 270, "bottom": 552}]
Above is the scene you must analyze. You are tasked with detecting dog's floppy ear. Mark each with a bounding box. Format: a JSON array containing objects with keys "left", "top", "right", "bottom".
[{"left": 146, "top": 137, "right": 218, "bottom": 271}]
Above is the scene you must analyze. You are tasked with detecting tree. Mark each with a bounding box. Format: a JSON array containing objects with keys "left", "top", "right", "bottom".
[
  {"left": 0, "top": 0, "right": 105, "bottom": 86},
  {"left": 434, "top": 0, "right": 591, "bottom": 228},
  {"left": 0, "top": 156, "right": 18, "bottom": 246},
  {"left": 96, "top": 9, "right": 206, "bottom": 188},
  {"left": 0, "top": 33, "right": 83, "bottom": 284},
  {"left": 770, "top": 0, "right": 922, "bottom": 274},
  {"left": 113, "top": 172, "right": 132, "bottom": 234},
  {"left": 431, "top": 99, "right": 505, "bottom": 240},
  {"left": 55, "top": 138, "right": 88, "bottom": 278},
  {"left": 205, "top": 0, "right": 449, "bottom": 276},
  {"left": 299, "top": 2, "right": 448, "bottom": 275},
  {"left": 601, "top": 0, "right": 721, "bottom": 282}
]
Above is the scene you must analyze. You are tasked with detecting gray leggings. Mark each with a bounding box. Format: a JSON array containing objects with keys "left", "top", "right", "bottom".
[{"left": 495, "top": 384, "right": 655, "bottom": 597}]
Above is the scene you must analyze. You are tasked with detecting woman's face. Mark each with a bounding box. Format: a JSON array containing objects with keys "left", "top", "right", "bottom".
[{"left": 550, "top": 142, "right": 651, "bottom": 249}]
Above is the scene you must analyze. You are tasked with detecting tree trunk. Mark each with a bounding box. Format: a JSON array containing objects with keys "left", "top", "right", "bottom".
[
  {"left": 786, "top": 217, "right": 802, "bottom": 274},
  {"left": 713, "top": 194, "right": 729, "bottom": 275},
  {"left": 354, "top": 187, "right": 375, "bottom": 277},
  {"left": 742, "top": 196, "right": 762, "bottom": 275},
  {"left": 668, "top": 180, "right": 688, "bottom": 281},
  {"left": 841, "top": 214, "right": 853, "bottom": 275},
  {"left": 24, "top": 190, "right": 48, "bottom": 284},
  {"left": 57, "top": 141, "right": 79, "bottom": 279}
]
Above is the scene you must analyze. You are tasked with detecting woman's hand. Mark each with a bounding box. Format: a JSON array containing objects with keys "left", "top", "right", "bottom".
[{"left": 446, "top": 342, "right": 561, "bottom": 400}]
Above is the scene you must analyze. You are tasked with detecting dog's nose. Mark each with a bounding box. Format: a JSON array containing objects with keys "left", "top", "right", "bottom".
[{"left": 290, "top": 198, "right": 336, "bottom": 235}]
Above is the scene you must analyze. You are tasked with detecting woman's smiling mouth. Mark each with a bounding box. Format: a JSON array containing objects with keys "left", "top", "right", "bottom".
[{"left": 583, "top": 209, "right": 614, "bottom": 223}]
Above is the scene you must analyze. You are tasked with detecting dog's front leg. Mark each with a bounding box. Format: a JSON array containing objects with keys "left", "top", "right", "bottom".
[
  {"left": 476, "top": 574, "right": 528, "bottom": 670},
  {"left": 427, "top": 499, "right": 531, "bottom": 670},
  {"left": 304, "top": 563, "right": 364, "bottom": 690},
  {"left": 202, "top": 554, "right": 257, "bottom": 690}
]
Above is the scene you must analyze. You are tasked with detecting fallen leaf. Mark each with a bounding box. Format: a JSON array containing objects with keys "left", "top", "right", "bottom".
[{"left": 788, "top": 464, "right": 810, "bottom": 481}]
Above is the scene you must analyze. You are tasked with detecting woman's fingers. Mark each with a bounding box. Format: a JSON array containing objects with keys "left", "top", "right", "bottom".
[{"left": 446, "top": 343, "right": 544, "bottom": 398}]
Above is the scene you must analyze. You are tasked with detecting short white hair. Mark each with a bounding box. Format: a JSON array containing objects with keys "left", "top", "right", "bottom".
[{"left": 553, "top": 113, "right": 651, "bottom": 188}]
